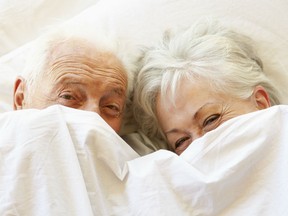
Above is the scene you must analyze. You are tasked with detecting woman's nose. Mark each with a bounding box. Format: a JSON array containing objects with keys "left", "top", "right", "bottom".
[{"left": 191, "top": 130, "right": 205, "bottom": 142}]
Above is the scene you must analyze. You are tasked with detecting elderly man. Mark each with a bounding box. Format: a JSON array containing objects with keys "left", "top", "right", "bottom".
[{"left": 13, "top": 32, "right": 129, "bottom": 133}]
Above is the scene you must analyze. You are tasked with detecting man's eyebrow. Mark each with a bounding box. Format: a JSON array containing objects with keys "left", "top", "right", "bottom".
[
  {"left": 52, "top": 75, "right": 83, "bottom": 86},
  {"left": 55, "top": 81, "right": 80, "bottom": 88},
  {"left": 103, "top": 88, "right": 126, "bottom": 98},
  {"left": 51, "top": 81, "right": 86, "bottom": 94},
  {"left": 101, "top": 88, "right": 127, "bottom": 110}
]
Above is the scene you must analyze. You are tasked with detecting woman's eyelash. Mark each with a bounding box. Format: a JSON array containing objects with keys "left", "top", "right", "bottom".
[
  {"left": 175, "top": 136, "right": 190, "bottom": 148},
  {"left": 203, "top": 114, "right": 221, "bottom": 127}
]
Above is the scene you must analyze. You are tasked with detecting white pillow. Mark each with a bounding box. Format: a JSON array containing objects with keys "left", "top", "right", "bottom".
[{"left": 0, "top": 0, "right": 100, "bottom": 56}]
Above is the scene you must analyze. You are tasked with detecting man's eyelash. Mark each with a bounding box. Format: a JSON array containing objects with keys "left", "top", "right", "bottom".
[{"left": 60, "top": 94, "right": 75, "bottom": 100}]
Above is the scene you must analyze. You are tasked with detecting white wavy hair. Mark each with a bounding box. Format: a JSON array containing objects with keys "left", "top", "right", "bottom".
[{"left": 133, "top": 21, "right": 280, "bottom": 144}]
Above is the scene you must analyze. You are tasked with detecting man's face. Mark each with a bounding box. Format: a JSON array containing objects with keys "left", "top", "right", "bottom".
[{"left": 15, "top": 39, "right": 128, "bottom": 133}]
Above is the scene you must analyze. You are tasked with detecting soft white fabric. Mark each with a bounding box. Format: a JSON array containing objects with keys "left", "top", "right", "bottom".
[
  {"left": 1, "top": 105, "right": 288, "bottom": 215},
  {"left": 0, "top": 105, "right": 139, "bottom": 215},
  {"left": 0, "top": 0, "right": 100, "bottom": 56},
  {"left": 0, "top": 1, "right": 288, "bottom": 212}
]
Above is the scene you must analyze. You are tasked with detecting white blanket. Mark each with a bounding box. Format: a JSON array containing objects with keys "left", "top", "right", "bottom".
[{"left": 1, "top": 105, "right": 288, "bottom": 215}]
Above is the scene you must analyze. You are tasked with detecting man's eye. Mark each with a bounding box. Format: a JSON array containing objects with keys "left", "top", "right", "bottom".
[
  {"left": 102, "top": 104, "right": 122, "bottom": 117},
  {"left": 59, "top": 94, "right": 76, "bottom": 100},
  {"left": 106, "top": 104, "right": 120, "bottom": 111}
]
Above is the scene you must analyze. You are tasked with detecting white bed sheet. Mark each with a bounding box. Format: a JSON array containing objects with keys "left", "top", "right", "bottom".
[
  {"left": 1, "top": 1, "right": 288, "bottom": 214},
  {"left": 1, "top": 105, "right": 288, "bottom": 215},
  {"left": 0, "top": 0, "right": 100, "bottom": 56}
]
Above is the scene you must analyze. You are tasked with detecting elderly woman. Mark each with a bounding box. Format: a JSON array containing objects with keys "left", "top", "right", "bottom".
[{"left": 133, "top": 21, "right": 281, "bottom": 155}]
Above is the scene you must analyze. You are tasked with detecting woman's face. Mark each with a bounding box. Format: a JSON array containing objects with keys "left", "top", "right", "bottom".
[{"left": 156, "top": 79, "right": 270, "bottom": 155}]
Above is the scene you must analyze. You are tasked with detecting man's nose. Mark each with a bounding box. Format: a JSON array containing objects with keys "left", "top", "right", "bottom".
[{"left": 82, "top": 102, "right": 101, "bottom": 114}]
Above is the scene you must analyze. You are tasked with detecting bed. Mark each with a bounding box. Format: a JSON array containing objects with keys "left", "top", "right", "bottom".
[{"left": 1, "top": 0, "right": 288, "bottom": 215}]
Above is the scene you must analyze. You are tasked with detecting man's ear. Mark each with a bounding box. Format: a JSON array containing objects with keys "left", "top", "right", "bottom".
[
  {"left": 13, "top": 76, "right": 26, "bottom": 110},
  {"left": 252, "top": 85, "right": 271, "bottom": 110}
]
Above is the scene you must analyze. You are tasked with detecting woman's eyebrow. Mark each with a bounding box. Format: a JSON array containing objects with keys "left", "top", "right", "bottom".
[
  {"left": 165, "top": 103, "right": 218, "bottom": 135},
  {"left": 193, "top": 102, "right": 216, "bottom": 120},
  {"left": 165, "top": 128, "right": 181, "bottom": 135}
]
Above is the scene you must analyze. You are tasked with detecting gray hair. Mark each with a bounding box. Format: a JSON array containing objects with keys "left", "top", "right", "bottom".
[
  {"left": 133, "top": 21, "right": 281, "bottom": 144},
  {"left": 21, "top": 25, "right": 137, "bottom": 99}
]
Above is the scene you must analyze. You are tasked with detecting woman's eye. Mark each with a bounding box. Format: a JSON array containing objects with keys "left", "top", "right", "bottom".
[
  {"left": 203, "top": 114, "right": 220, "bottom": 127},
  {"left": 175, "top": 136, "right": 191, "bottom": 149}
]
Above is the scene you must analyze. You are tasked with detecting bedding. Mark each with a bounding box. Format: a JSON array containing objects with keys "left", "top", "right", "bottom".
[
  {"left": 1, "top": 0, "right": 288, "bottom": 215},
  {"left": 1, "top": 105, "right": 288, "bottom": 215}
]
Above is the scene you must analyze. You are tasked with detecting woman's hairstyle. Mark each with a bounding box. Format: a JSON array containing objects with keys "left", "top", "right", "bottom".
[{"left": 133, "top": 21, "right": 281, "bottom": 145}]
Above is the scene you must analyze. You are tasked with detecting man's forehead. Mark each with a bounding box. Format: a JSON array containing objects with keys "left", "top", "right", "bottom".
[
  {"left": 51, "top": 71, "right": 127, "bottom": 91},
  {"left": 48, "top": 38, "right": 101, "bottom": 60},
  {"left": 42, "top": 37, "right": 127, "bottom": 88},
  {"left": 47, "top": 39, "right": 123, "bottom": 71}
]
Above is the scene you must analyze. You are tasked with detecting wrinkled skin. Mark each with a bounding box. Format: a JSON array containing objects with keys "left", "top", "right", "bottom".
[
  {"left": 14, "top": 38, "right": 127, "bottom": 133},
  {"left": 156, "top": 79, "right": 271, "bottom": 155}
]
